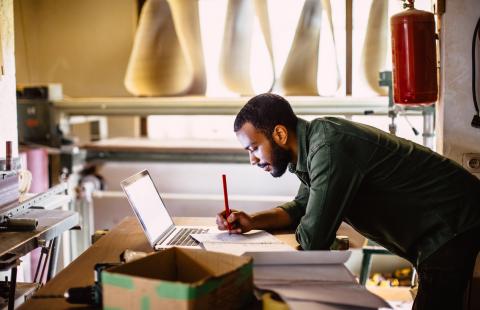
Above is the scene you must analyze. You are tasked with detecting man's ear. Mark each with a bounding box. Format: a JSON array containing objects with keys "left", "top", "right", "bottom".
[{"left": 272, "top": 125, "right": 288, "bottom": 146}]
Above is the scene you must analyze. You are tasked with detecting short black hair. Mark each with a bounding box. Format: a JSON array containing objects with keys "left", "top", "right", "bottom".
[{"left": 234, "top": 93, "right": 298, "bottom": 137}]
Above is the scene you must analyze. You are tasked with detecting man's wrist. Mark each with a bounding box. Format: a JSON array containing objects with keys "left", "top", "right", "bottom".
[
  {"left": 250, "top": 209, "right": 284, "bottom": 231},
  {"left": 250, "top": 213, "right": 261, "bottom": 230}
]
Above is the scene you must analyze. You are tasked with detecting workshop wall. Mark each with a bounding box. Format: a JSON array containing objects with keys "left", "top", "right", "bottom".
[
  {"left": 14, "top": 0, "right": 136, "bottom": 97},
  {"left": 0, "top": 0, "right": 17, "bottom": 157},
  {"left": 437, "top": 0, "right": 480, "bottom": 172}
]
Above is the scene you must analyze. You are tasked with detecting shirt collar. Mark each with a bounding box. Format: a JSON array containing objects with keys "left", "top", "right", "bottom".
[{"left": 288, "top": 118, "right": 309, "bottom": 173}]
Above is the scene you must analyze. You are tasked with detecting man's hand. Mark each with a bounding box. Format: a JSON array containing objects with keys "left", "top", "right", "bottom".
[
  {"left": 216, "top": 210, "right": 254, "bottom": 234},
  {"left": 216, "top": 207, "right": 293, "bottom": 233}
]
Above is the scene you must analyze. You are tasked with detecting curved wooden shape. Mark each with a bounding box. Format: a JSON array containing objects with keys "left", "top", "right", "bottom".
[
  {"left": 318, "top": 0, "right": 341, "bottom": 95},
  {"left": 219, "top": 0, "right": 275, "bottom": 95},
  {"left": 167, "top": 0, "right": 206, "bottom": 95},
  {"left": 361, "top": 0, "right": 388, "bottom": 96},
  {"left": 124, "top": 0, "right": 190, "bottom": 96},
  {"left": 124, "top": 0, "right": 206, "bottom": 96},
  {"left": 253, "top": 0, "right": 276, "bottom": 91},
  {"left": 220, "top": 0, "right": 255, "bottom": 95},
  {"left": 280, "top": 0, "right": 323, "bottom": 96}
]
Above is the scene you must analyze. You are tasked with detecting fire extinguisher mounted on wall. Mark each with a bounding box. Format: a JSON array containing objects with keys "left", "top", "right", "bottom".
[{"left": 391, "top": 0, "right": 438, "bottom": 105}]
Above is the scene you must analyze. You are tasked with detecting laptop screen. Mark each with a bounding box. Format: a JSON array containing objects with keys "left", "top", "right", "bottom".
[{"left": 121, "top": 170, "right": 174, "bottom": 244}]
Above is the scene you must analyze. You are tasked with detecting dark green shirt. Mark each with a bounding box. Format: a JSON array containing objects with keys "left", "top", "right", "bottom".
[{"left": 279, "top": 117, "right": 480, "bottom": 265}]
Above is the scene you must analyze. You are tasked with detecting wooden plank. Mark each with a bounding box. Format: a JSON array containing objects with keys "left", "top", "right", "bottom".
[
  {"left": 52, "top": 96, "right": 391, "bottom": 116},
  {"left": 0, "top": 209, "right": 78, "bottom": 258},
  {"left": 82, "top": 137, "right": 243, "bottom": 154}
]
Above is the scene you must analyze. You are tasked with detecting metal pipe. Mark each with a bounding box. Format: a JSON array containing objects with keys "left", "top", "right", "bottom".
[
  {"left": 47, "top": 237, "right": 59, "bottom": 281},
  {"left": 422, "top": 108, "right": 435, "bottom": 149},
  {"left": 8, "top": 267, "right": 17, "bottom": 310}
]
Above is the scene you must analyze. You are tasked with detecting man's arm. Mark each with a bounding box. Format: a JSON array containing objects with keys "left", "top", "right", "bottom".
[
  {"left": 216, "top": 207, "right": 292, "bottom": 233},
  {"left": 295, "top": 143, "right": 364, "bottom": 250},
  {"left": 216, "top": 182, "right": 310, "bottom": 233},
  {"left": 251, "top": 207, "right": 293, "bottom": 230}
]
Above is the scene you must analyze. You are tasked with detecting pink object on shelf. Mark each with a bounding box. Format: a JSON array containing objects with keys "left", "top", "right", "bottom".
[
  {"left": 25, "top": 147, "right": 49, "bottom": 193},
  {"left": 24, "top": 147, "right": 50, "bottom": 283}
]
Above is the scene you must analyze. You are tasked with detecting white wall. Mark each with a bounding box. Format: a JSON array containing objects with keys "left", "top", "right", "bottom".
[
  {"left": 0, "top": 0, "right": 17, "bottom": 157},
  {"left": 0, "top": 0, "right": 21, "bottom": 282},
  {"left": 437, "top": 0, "right": 480, "bottom": 165}
]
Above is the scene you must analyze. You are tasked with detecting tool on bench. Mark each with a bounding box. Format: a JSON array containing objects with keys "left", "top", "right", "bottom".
[
  {"left": 62, "top": 250, "right": 148, "bottom": 305},
  {"left": 32, "top": 248, "right": 148, "bottom": 306},
  {"left": 32, "top": 262, "right": 120, "bottom": 306},
  {"left": 0, "top": 218, "right": 38, "bottom": 231}
]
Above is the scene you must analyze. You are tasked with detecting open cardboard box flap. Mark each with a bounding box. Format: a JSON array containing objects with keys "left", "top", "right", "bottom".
[{"left": 102, "top": 247, "right": 254, "bottom": 310}]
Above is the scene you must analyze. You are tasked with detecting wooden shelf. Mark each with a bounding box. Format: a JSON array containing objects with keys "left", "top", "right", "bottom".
[{"left": 52, "top": 96, "right": 394, "bottom": 116}]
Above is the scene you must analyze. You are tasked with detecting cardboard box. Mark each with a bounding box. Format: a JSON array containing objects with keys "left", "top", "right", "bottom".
[{"left": 102, "top": 247, "right": 254, "bottom": 310}]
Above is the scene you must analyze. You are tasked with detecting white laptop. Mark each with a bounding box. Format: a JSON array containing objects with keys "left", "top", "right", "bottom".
[{"left": 120, "top": 169, "right": 212, "bottom": 250}]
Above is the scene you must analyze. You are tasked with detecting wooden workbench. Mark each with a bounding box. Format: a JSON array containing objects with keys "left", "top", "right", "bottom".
[
  {"left": 19, "top": 217, "right": 297, "bottom": 309},
  {"left": 0, "top": 208, "right": 78, "bottom": 309},
  {"left": 19, "top": 216, "right": 368, "bottom": 309},
  {"left": 0, "top": 209, "right": 78, "bottom": 259}
]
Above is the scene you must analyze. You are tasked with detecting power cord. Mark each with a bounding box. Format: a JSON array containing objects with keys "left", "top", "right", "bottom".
[
  {"left": 397, "top": 106, "right": 420, "bottom": 136},
  {"left": 471, "top": 16, "right": 480, "bottom": 128},
  {"left": 402, "top": 113, "right": 419, "bottom": 136}
]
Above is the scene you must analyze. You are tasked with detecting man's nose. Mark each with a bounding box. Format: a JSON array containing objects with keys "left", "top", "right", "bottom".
[{"left": 249, "top": 152, "right": 259, "bottom": 165}]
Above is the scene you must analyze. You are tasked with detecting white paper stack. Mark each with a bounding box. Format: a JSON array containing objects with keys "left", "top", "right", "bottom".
[
  {"left": 244, "top": 251, "right": 390, "bottom": 310},
  {"left": 190, "top": 230, "right": 294, "bottom": 256}
]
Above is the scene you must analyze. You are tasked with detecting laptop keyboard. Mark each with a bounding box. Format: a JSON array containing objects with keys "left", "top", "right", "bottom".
[{"left": 167, "top": 228, "right": 209, "bottom": 246}]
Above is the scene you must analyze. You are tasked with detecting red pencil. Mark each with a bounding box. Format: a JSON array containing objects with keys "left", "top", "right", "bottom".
[{"left": 222, "top": 174, "right": 232, "bottom": 232}]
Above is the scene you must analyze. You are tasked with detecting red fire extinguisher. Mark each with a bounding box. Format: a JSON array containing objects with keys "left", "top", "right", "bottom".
[{"left": 391, "top": 0, "right": 437, "bottom": 105}]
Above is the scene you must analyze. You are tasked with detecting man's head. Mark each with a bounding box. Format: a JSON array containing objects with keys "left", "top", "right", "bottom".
[{"left": 234, "top": 93, "right": 298, "bottom": 177}]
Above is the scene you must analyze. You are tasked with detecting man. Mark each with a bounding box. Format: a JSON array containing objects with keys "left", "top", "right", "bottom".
[{"left": 216, "top": 93, "right": 480, "bottom": 309}]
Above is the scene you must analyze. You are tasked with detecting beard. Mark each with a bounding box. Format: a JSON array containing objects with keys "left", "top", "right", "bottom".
[{"left": 269, "top": 139, "right": 292, "bottom": 178}]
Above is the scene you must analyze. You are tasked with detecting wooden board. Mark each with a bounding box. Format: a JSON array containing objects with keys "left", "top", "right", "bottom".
[
  {"left": 0, "top": 209, "right": 78, "bottom": 258},
  {"left": 20, "top": 216, "right": 297, "bottom": 309},
  {"left": 82, "top": 137, "right": 243, "bottom": 154},
  {"left": 19, "top": 217, "right": 366, "bottom": 309}
]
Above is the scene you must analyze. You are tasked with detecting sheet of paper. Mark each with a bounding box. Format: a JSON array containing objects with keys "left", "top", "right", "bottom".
[
  {"left": 243, "top": 250, "right": 351, "bottom": 265},
  {"left": 286, "top": 300, "right": 367, "bottom": 310},
  {"left": 191, "top": 230, "right": 283, "bottom": 244},
  {"left": 200, "top": 242, "right": 294, "bottom": 256},
  {"left": 242, "top": 250, "right": 389, "bottom": 309},
  {"left": 265, "top": 284, "right": 390, "bottom": 309},
  {"left": 191, "top": 230, "right": 294, "bottom": 256},
  {"left": 254, "top": 264, "right": 356, "bottom": 284}
]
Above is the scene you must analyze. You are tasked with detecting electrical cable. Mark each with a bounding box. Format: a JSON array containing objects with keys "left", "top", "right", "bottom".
[
  {"left": 398, "top": 106, "right": 419, "bottom": 136},
  {"left": 403, "top": 114, "right": 419, "bottom": 136},
  {"left": 471, "top": 16, "right": 480, "bottom": 128}
]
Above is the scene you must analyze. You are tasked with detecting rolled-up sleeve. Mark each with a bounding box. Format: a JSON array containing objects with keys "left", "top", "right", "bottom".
[{"left": 295, "top": 143, "right": 364, "bottom": 250}]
